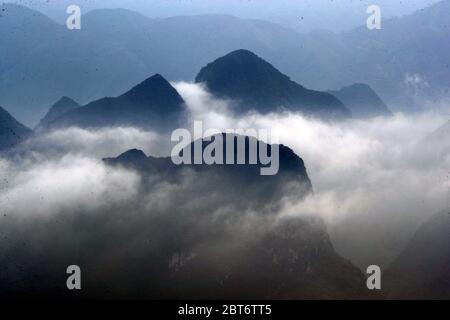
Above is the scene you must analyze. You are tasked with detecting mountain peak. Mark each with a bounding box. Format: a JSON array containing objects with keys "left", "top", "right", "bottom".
[
  {"left": 55, "top": 96, "right": 77, "bottom": 105},
  {"left": 131, "top": 74, "right": 169, "bottom": 90},
  {"left": 221, "top": 49, "right": 261, "bottom": 60},
  {"left": 38, "top": 96, "right": 80, "bottom": 128},
  {"left": 119, "top": 74, "right": 185, "bottom": 111},
  {"left": 195, "top": 49, "right": 288, "bottom": 86},
  {"left": 117, "top": 149, "right": 147, "bottom": 161},
  {"left": 51, "top": 96, "right": 80, "bottom": 111},
  {"left": 195, "top": 50, "right": 350, "bottom": 119}
]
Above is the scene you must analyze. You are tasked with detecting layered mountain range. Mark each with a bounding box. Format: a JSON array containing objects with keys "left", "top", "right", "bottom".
[
  {"left": 1, "top": 1, "right": 449, "bottom": 124},
  {"left": 0, "top": 48, "right": 391, "bottom": 153},
  {"left": 0, "top": 0, "right": 448, "bottom": 300},
  {"left": 35, "top": 50, "right": 379, "bottom": 132}
]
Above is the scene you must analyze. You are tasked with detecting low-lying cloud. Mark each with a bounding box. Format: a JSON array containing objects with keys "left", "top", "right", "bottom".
[
  {"left": 0, "top": 82, "right": 448, "bottom": 297},
  {"left": 174, "top": 82, "right": 450, "bottom": 268}
]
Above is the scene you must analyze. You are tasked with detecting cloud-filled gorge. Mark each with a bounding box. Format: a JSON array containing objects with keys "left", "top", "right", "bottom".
[{"left": 0, "top": 83, "right": 448, "bottom": 298}]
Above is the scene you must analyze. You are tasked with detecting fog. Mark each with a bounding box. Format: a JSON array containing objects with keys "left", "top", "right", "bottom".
[
  {"left": 174, "top": 82, "right": 449, "bottom": 268},
  {"left": 0, "top": 81, "right": 448, "bottom": 297}
]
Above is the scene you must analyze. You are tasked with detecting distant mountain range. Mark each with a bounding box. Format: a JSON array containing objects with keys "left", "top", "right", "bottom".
[
  {"left": 384, "top": 211, "right": 450, "bottom": 299},
  {"left": 36, "top": 50, "right": 370, "bottom": 129},
  {"left": 196, "top": 50, "right": 351, "bottom": 119},
  {"left": 0, "top": 1, "right": 449, "bottom": 125},
  {"left": 0, "top": 106, "right": 32, "bottom": 151},
  {"left": 0, "top": 48, "right": 392, "bottom": 149}
]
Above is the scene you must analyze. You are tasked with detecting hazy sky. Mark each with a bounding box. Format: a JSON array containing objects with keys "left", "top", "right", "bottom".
[{"left": 8, "top": 0, "right": 443, "bottom": 32}]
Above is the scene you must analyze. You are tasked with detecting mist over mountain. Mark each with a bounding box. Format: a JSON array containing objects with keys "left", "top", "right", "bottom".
[
  {"left": 0, "top": 0, "right": 449, "bottom": 301},
  {"left": 384, "top": 211, "right": 450, "bottom": 299},
  {"left": 1, "top": 2, "right": 449, "bottom": 125},
  {"left": 0, "top": 99, "right": 447, "bottom": 299},
  {"left": 45, "top": 74, "right": 186, "bottom": 131},
  {"left": 106, "top": 135, "right": 312, "bottom": 210},
  {"left": 0, "top": 4, "right": 307, "bottom": 125},
  {"left": 0, "top": 106, "right": 32, "bottom": 151},
  {"left": 195, "top": 50, "right": 351, "bottom": 119},
  {"left": 338, "top": 0, "right": 450, "bottom": 110},
  {"left": 328, "top": 84, "right": 392, "bottom": 118},
  {"left": 0, "top": 135, "right": 376, "bottom": 299}
]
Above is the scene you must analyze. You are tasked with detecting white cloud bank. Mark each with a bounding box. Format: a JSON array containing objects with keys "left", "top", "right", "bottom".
[
  {"left": 0, "top": 82, "right": 448, "bottom": 271},
  {"left": 174, "top": 82, "right": 450, "bottom": 268}
]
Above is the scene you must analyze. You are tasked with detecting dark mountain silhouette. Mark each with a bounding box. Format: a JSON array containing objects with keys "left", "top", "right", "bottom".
[
  {"left": 97, "top": 134, "right": 376, "bottom": 299},
  {"left": 105, "top": 134, "right": 312, "bottom": 201},
  {"left": 384, "top": 211, "right": 450, "bottom": 299},
  {"left": 328, "top": 84, "right": 392, "bottom": 118},
  {"left": 195, "top": 49, "right": 351, "bottom": 119},
  {"left": 46, "top": 74, "right": 186, "bottom": 131},
  {"left": 37, "top": 97, "right": 80, "bottom": 128},
  {"left": 0, "top": 106, "right": 32, "bottom": 151}
]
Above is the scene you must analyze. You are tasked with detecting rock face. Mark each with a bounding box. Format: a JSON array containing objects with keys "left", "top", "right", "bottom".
[
  {"left": 37, "top": 97, "right": 80, "bottom": 128},
  {"left": 328, "top": 83, "right": 392, "bottom": 118},
  {"left": 0, "top": 106, "right": 32, "bottom": 151},
  {"left": 384, "top": 211, "right": 450, "bottom": 299},
  {"left": 46, "top": 74, "right": 186, "bottom": 132},
  {"left": 195, "top": 49, "right": 351, "bottom": 119}
]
